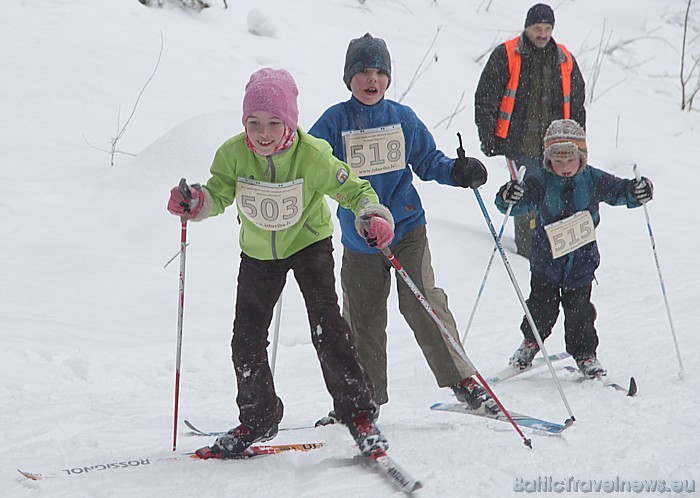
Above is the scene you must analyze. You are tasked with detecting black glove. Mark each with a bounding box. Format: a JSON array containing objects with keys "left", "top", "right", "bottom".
[
  {"left": 499, "top": 181, "right": 525, "bottom": 204},
  {"left": 452, "top": 156, "right": 488, "bottom": 189},
  {"left": 632, "top": 177, "right": 653, "bottom": 204}
]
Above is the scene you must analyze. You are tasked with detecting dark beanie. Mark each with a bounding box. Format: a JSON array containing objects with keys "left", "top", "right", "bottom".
[
  {"left": 343, "top": 33, "right": 392, "bottom": 90},
  {"left": 525, "top": 3, "right": 555, "bottom": 27}
]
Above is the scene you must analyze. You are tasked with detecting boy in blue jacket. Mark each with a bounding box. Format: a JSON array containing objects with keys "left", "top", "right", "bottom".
[
  {"left": 495, "top": 119, "right": 653, "bottom": 377},
  {"left": 310, "top": 33, "right": 495, "bottom": 415}
]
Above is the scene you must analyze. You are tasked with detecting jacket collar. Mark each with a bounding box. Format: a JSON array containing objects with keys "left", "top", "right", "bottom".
[{"left": 518, "top": 32, "right": 558, "bottom": 57}]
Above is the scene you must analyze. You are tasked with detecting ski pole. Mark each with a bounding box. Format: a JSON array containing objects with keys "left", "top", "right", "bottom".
[
  {"left": 633, "top": 165, "right": 684, "bottom": 379},
  {"left": 270, "top": 296, "right": 283, "bottom": 376},
  {"left": 172, "top": 178, "right": 191, "bottom": 451},
  {"left": 461, "top": 164, "right": 525, "bottom": 344},
  {"left": 456, "top": 133, "right": 576, "bottom": 425},
  {"left": 505, "top": 156, "right": 518, "bottom": 180},
  {"left": 380, "top": 247, "right": 533, "bottom": 448}
]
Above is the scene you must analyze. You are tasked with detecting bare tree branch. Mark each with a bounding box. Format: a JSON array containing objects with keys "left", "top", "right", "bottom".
[
  {"left": 398, "top": 26, "right": 442, "bottom": 103},
  {"left": 85, "top": 33, "right": 163, "bottom": 165},
  {"left": 83, "top": 135, "right": 137, "bottom": 158},
  {"left": 433, "top": 91, "right": 466, "bottom": 130},
  {"left": 107, "top": 33, "right": 164, "bottom": 165},
  {"left": 680, "top": 0, "right": 693, "bottom": 110}
]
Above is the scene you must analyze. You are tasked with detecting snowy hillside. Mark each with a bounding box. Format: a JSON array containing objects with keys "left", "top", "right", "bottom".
[{"left": 1, "top": 0, "right": 698, "bottom": 496}]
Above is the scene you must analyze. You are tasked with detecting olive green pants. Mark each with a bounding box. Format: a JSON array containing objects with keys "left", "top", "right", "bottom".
[
  {"left": 341, "top": 225, "right": 476, "bottom": 405},
  {"left": 514, "top": 212, "right": 535, "bottom": 259}
]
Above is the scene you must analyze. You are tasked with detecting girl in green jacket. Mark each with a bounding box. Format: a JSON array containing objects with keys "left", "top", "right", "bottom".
[{"left": 167, "top": 68, "right": 395, "bottom": 458}]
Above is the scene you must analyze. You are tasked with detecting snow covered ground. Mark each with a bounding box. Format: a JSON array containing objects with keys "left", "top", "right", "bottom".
[{"left": 1, "top": 0, "right": 698, "bottom": 496}]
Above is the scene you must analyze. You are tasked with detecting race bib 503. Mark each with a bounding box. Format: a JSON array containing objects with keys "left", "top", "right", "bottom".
[{"left": 236, "top": 178, "right": 304, "bottom": 231}]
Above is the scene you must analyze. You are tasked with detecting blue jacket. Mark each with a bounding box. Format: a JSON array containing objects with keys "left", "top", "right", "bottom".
[
  {"left": 495, "top": 165, "right": 642, "bottom": 290},
  {"left": 309, "top": 97, "right": 459, "bottom": 253}
]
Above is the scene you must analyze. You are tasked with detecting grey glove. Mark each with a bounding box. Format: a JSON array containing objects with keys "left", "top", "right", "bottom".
[
  {"left": 500, "top": 181, "right": 524, "bottom": 204},
  {"left": 632, "top": 177, "right": 653, "bottom": 204}
]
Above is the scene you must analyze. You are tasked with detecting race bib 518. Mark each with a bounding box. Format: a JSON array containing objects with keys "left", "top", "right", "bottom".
[{"left": 342, "top": 124, "right": 406, "bottom": 177}]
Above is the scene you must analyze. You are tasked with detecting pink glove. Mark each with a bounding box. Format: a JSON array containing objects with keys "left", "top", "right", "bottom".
[
  {"left": 359, "top": 215, "right": 394, "bottom": 249},
  {"left": 167, "top": 183, "right": 204, "bottom": 218}
]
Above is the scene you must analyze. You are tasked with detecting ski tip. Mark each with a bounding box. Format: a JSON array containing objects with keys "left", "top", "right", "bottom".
[
  {"left": 627, "top": 377, "right": 638, "bottom": 397},
  {"left": 18, "top": 469, "right": 42, "bottom": 481},
  {"left": 401, "top": 481, "right": 423, "bottom": 493},
  {"left": 193, "top": 446, "right": 221, "bottom": 460},
  {"left": 184, "top": 419, "right": 210, "bottom": 436},
  {"left": 369, "top": 449, "right": 422, "bottom": 493}
]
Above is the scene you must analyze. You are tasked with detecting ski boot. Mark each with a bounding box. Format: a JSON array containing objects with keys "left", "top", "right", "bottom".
[
  {"left": 452, "top": 377, "right": 499, "bottom": 414},
  {"left": 348, "top": 412, "right": 388, "bottom": 456},
  {"left": 508, "top": 339, "right": 540, "bottom": 370}
]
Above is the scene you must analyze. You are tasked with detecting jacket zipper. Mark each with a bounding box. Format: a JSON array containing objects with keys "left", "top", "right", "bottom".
[
  {"left": 303, "top": 219, "right": 319, "bottom": 236},
  {"left": 266, "top": 156, "right": 279, "bottom": 260}
]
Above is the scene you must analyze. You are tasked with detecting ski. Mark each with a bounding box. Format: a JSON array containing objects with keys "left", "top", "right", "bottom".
[
  {"left": 184, "top": 419, "right": 224, "bottom": 436},
  {"left": 430, "top": 402, "right": 572, "bottom": 435},
  {"left": 184, "top": 419, "right": 314, "bottom": 437},
  {"left": 488, "top": 351, "right": 571, "bottom": 384},
  {"left": 193, "top": 442, "right": 323, "bottom": 460},
  {"left": 184, "top": 420, "right": 421, "bottom": 491},
  {"left": 563, "top": 366, "right": 637, "bottom": 396},
  {"left": 367, "top": 449, "right": 422, "bottom": 493},
  {"left": 17, "top": 442, "right": 324, "bottom": 480}
]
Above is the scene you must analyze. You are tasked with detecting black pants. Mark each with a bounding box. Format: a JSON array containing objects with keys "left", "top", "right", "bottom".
[
  {"left": 520, "top": 275, "right": 598, "bottom": 360},
  {"left": 232, "top": 238, "right": 375, "bottom": 429}
]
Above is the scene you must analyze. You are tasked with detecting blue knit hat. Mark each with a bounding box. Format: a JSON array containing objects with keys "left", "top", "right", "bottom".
[
  {"left": 525, "top": 4, "right": 555, "bottom": 27},
  {"left": 343, "top": 33, "right": 392, "bottom": 90}
]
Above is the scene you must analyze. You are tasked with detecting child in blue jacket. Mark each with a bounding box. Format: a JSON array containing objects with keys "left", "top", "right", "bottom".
[
  {"left": 495, "top": 119, "right": 653, "bottom": 377},
  {"left": 310, "top": 33, "right": 496, "bottom": 415}
]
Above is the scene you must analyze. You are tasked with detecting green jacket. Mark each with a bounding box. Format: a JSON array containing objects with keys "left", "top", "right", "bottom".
[{"left": 202, "top": 129, "right": 379, "bottom": 260}]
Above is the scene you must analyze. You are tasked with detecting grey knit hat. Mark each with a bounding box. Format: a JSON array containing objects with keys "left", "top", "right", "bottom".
[
  {"left": 543, "top": 119, "right": 587, "bottom": 170},
  {"left": 343, "top": 33, "right": 392, "bottom": 90}
]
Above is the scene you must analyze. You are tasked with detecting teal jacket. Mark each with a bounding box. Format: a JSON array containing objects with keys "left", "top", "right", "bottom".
[
  {"left": 202, "top": 129, "right": 379, "bottom": 260},
  {"left": 495, "top": 164, "right": 642, "bottom": 290}
]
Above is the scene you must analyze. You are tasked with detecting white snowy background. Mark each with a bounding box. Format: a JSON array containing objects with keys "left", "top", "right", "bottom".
[{"left": 2, "top": 0, "right": 699, "bottom": 496}]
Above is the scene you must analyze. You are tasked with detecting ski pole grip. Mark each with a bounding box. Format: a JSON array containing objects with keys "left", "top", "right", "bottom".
[
  {"left": 178, "top": 178, "right": 192, "bottom": 200},
  {"left": 516, "top": 165, "right": 526, "bottom": 183},
  {"left": 456, "top": 132, "right": 466, "bottom": 160},
  {"left": 633, "top": 164, "right": 641, "bottom": 182}
]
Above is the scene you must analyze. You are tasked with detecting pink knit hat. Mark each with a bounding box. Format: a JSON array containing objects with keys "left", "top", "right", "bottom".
[{"left": 242, "top": 68, "right": 299, "bottom": 131}]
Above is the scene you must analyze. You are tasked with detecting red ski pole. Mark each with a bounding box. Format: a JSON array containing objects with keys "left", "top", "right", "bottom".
[
  {"left": 172, "top": 178, "right": 192, "bottom": 451},
  {"left": 380, "top": 247, "right": 533, "bottom": 448}
]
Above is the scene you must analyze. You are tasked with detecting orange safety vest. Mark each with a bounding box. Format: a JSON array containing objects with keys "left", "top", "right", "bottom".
[{"left": 495, "top": 36, "right": 574, "bottom": 139}]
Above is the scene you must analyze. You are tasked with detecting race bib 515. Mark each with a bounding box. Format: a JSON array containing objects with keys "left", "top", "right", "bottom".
[{"left": 544, "top": 210, "right": 596, "bottom": 259}]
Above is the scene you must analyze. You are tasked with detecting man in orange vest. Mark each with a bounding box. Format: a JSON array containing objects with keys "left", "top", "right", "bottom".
[{"left": 475, "top": 3, "right": 586, "bottom": 259}]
